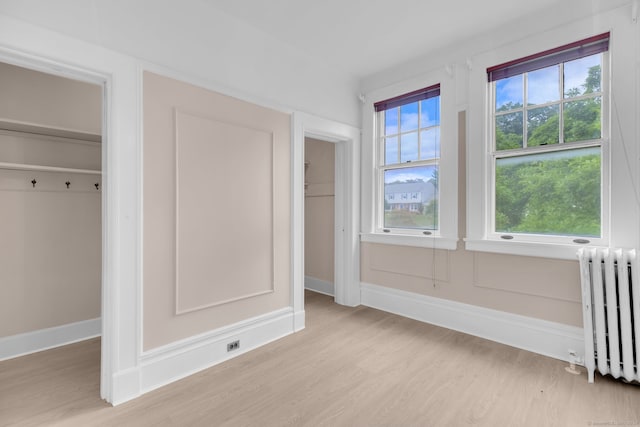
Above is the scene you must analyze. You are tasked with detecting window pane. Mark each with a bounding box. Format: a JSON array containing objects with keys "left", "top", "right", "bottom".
[
  {"left": 420, "top": 127, "right": 440, "bottom": 160},
  {"left": 563, "top": 96, "right": 601, "bottom": 142},
  {"left": 385, "top": 136, "right": 398, "bottom": 165},
  {"left": 496, "top": 111, "right": 523, "bottom": 150},
  {"left": 384, "top": 165, "right": 438, "bottom": 230},
  {"left": 385, "top": 108, "right": 398, "bottom": 136},
  {"left": 420, "top": 97, "right": 440, "bottom": 128},
  {"left": 495, "top": 147, "right": 600, "bottom": 236},
  {"left": 564, "top": 54, "right": 601, "bottom": 98},
  {"left": 495, "top": 75, "right": 523, "bottom": 111},
  {"left": 527, "top": 105, "right": 559, "bottom": 147},
  {"left": 400, "top": 133, "right": 419, "bottom": 163},
  {"left": 400, "top": 102, "right": 419, "bottom": 132},
  {"left": 527, "top": 65, "right": 559, "bottom": 105}
]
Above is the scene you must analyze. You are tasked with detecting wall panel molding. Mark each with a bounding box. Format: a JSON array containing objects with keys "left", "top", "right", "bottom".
[
  {"left": 472, "top": 252, "right": 581, "bottom": 303},
  {"left": 368, "top": 243, "right": 450, "bottom": 282},
  {"left": 174, "top": 109, "right": 275, "bottom": 315}
]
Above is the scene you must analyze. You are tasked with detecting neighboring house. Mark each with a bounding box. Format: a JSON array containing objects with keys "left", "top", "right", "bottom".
[{"left": 385, "top": 180, "right": 436, "bottom": 212}]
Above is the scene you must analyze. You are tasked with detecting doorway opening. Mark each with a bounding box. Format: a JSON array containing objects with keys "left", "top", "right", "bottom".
[
  {"left": 292, "top": 112, "right": 361, "bottom": 327},
  {"left": 0, "top": 59, "right": 106, "bottom": 400},
  {"left": 304, "top": 137, "right": 337, "bottom": 298}
]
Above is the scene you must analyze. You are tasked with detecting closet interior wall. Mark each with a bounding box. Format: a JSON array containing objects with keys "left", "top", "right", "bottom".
[
  {"left": 0, "top": 61, "right": 102, "bottom": 349},
  {"left": 304, "top": 137, "right": 335, "bottom": 295}
]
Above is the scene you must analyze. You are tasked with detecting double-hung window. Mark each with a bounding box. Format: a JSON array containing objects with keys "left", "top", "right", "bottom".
[
  {"left": 487, "top": 33, "right": 609, "bottom": 244},
  {"left": 374, "top": 84, "right": 441, "bottom": 235}
]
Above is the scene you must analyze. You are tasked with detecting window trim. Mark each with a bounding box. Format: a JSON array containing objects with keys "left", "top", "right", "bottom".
[
  {"left": 465, "top": 29, "right": 620, "bottom": 260},
  {"left": 486, "top": 36, "right": 610, "bottom": 247},
  {"left": 376, "top": 84, "right": 441, "bottom": 236}
]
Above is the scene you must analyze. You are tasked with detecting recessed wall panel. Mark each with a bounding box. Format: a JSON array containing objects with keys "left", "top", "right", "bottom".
[
  {"left": 143, "top": 71, "right": 290, "bottom": 351},
  {"left": 175, "top": 111, "right": 274, "bottom": 313},
  {"left": 369, "top": 243, "right": 449, "bottom": 282}
]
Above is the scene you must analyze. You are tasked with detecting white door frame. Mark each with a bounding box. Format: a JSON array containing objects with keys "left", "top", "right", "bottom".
[
  {"left": 0, "top": 26, "right": 141, "bottom": 402},
  {"left": 292, "top": 112, "right": 360, "bottom": 329},
  {"left": 0, "top": 52, "right": 112, "bottom": 393}
]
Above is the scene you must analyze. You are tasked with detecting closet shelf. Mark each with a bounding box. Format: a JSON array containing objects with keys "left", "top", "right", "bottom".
[
  {"left": 0, "top": 119, "right": 101, "bottom": 143},
  {"left": 0, "top": 162, "right": 101, "bottom": 175}
]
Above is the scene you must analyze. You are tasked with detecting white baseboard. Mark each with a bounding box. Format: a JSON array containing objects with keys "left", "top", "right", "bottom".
[
  {"left": 304, "top": 276, "right": 334, "bottom": 296},
  {"left": 111, "top": 367, "right": 142, "bottom": 406},
  {"left": 0, "top": 318, "right": 101, "bottom": 361},
  {"left": 360, "top": 283, "right": 584, "bottom": 363},
  {"left": 138, "top": 307, "right": 296, "bottom": 397},
  {"left": 294, "top": 309, "right": 306, "bottom": 332}
]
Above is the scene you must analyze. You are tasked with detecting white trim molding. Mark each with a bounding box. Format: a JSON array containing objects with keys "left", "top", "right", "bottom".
[
  {"left": 138, "top": 308, "right": 295, "bottom": 396},
  {"left": 464, "top": 238, "right": 593, "bottom": 261},
  {"left": 304, "top": 276, "right": 335, "bottom": 296},
  {"left": 360, "top": 282, "right": 585, "bottom": 363},
  {"left": 0, "top": 318, "right": 101, "bottom": 362},
  {"left": 292, "top": 112, "right": 361, "bottom": 310}
]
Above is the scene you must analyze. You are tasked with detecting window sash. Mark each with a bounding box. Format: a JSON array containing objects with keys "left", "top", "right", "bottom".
[
  {"left": 375, "top": 84, "right": 443, "bottom": 233},
  {"left": 487, "top": 43, "right": 608, "bottom": 242}
]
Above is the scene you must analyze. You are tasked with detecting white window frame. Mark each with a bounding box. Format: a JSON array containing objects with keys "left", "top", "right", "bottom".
[
  {"left": 487, "top": 49, "right": 609, "bottom": 247},
  {"left": 464, "top": 21, "right": 640, "bottom": 261},
  {"left": 361, "top": 72, "right": 458, "bottom": 250}
]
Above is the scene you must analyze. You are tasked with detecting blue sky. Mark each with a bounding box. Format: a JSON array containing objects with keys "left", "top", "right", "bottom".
[
  {"left": 495, "top": 53, "right": 601, "bottom": 109},
  {"left": 385, "top": 98, "right": 440, "bottom": 135},
  {"left": 384, "top": 98, "right": 441, "bottom": 164}
]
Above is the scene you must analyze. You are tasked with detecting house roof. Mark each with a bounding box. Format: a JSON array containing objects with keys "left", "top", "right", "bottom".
[{"left": 385, "top": 180, "right": 436, "bottom": 204}]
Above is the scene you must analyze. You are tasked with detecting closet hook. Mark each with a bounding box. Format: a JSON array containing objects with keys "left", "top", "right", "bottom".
[
  {"left": 31, "top": 179, "right": 37, "bottom": 188},
  {"left": 65, "top": 181, "right": 71, "bottom": 189},
  {"left": 95, "top": 183, "right": 100, "bottom": 191}
]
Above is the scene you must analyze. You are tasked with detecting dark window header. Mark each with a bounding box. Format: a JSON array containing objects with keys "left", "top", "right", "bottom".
[
  {"left": 374, "top": 83, "right": 440, "bottom": 112},
  {"left": 487, "top": 32, "right": 609, "bottom": 82}
]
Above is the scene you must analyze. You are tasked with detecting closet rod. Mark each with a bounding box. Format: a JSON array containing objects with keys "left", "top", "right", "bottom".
[{"left": 0, "top": 162, "right": 101, "bottom": 175}]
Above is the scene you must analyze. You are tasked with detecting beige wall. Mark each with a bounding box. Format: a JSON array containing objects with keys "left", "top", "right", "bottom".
[
  {"left": 360, "top": 111, "right": 583, "bottom": 327},
  {"left": 0, "top": 63, "right": 102, "bottom": 337},
  {"left": 304, "top": 138, "right": 335, "bottom": 284},
  {"left": 0, "top": 62, "right": 102, "bottom": 134},
  {"left": 143, "top": 72, "right": 291, "bottom": 351}
]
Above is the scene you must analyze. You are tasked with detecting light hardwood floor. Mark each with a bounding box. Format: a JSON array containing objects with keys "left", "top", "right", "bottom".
[{"left": 2, "top": 290, "right": 640, "bottom": 426}]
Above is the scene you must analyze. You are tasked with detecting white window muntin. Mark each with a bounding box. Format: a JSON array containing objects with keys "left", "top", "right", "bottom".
[{"left": 487, "top": 51, "right": 610, "bottom": 245}]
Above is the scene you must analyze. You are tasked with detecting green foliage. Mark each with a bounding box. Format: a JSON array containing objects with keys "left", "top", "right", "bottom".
[
  {"left": 496, "top": 111, "right": 523, "bottom": 150},
  {"left": 496, "top": 152, "right": 601, "bottom": 236},
  {"left": 564, "top": 97, "right": 601, "bottom": 142},
  {"left": 494, "top": 64, "right": 603, "bottom": 237},
  {"left": 385, "top": 200, "right": 438, "bottom": 230},
  {"left": 527, "top": 106, "right": 559, "bottom": 147}
]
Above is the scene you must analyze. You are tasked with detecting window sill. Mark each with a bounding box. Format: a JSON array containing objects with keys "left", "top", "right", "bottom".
[
  {"left": 463, "top": 238, "right": 602, "bottom": 260},
  {"left": 361, "top": 232, "right": 458, "bottom": 250}
]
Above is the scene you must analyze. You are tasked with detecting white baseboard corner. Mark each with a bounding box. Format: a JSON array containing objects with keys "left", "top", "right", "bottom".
[
  {"left": 0, "top": 317, "right": 101, "bottom": 362},
  {"left": 360, "top": 282, "right": 584, "bottom": 363},
  {"left": 110, "top": 367, "right": 142, "bottom": 406},
  {"left": 304, "top": 276, "right": 334, "bottom": 296},
  {"left": 294, "top": 309, "right": 306, "bottom": 332},
  {"left": 138, "top": 307, "right": 296, "bottom": 398}
]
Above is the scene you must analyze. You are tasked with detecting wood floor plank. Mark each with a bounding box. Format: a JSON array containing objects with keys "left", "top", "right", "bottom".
[{"left": 2, "top": 290, "right": 640, "bottom": 426}]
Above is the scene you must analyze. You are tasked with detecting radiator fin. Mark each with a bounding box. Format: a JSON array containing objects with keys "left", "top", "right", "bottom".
[{"left": 578, "top": 247, "right": 639, "bottom": 383}]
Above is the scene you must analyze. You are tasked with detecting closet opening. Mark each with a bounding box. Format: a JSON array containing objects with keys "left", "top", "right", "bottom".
[
  {"left": 0, "top": 59, "right": 105, "bottom": 399},
  {"left": 304, "top": 137, "right": 337, "bottom": 300}
]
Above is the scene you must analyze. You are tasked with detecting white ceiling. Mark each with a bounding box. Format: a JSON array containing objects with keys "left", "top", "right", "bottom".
[{"left": 203, "top": 0, "right": 631, "bottom": 79}]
